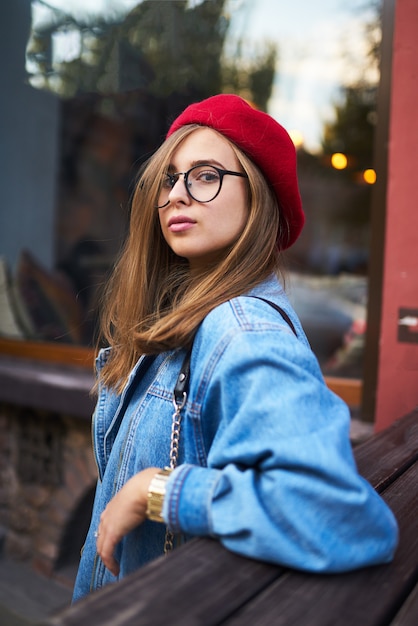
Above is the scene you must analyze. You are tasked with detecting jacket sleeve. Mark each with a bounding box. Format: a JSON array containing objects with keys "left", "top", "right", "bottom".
[{"left": 163, "top": 327, "right": 398, "bottom": 573}]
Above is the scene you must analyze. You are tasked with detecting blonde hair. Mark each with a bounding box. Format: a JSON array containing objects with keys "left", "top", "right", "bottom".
[{"left": 99, "top": 125, "right": 287, "bottom": 391}]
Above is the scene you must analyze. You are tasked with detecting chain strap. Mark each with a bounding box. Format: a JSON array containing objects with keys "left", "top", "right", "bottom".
[
  {"left": 169, "top": 390, "right": 186, "bottom": 470},
  {"left": 164, "top": 355, "right": 190, "bottom": 553},
  {"left": 163, "top": 303, "right": 293, "bottom": 553}
]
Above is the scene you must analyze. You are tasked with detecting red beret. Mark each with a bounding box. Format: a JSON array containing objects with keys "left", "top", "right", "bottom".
[{"left": 167, "top": 94, "right": 304, "bottom": 249}]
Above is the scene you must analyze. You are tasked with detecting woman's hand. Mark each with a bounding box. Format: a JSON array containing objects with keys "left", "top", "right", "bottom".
[{"left": 96, "top": 467, "right": 160, "bottom": 576}]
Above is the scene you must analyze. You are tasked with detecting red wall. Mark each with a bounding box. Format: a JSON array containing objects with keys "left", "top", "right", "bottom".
[{"left": 375, "top": 0, "right": 418, "bottom": 430}]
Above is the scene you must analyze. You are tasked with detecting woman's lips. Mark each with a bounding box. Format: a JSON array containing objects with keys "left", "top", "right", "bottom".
[{"left": 168, "top": 216, "right": 196, "bottom": 232}]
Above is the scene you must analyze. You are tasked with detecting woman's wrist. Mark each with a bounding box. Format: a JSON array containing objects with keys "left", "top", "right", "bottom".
[{"left": 146, "top": 467, "right": 173, "bottom": 523}]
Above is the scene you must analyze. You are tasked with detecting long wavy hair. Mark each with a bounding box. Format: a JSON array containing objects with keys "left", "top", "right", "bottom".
[{"left": 98, "top": 124, "right": 288, "bottom": 391}]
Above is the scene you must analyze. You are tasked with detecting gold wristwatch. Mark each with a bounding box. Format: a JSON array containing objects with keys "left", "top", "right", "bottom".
[{"left": 146, "top": 467, "right": 173, "bottom": 523}]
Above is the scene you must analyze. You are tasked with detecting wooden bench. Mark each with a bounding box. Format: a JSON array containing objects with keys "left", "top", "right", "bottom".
[{"left": 41, "top": 408, "right": 418, "bottom": 626}]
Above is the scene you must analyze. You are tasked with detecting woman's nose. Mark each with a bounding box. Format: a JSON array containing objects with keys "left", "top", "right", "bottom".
[{"left": 168, "top": 174, "right": 190, "bottom": 204}]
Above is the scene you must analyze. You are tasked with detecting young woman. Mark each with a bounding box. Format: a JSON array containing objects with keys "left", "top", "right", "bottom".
[{"left": 72, "top": 94, "right": 398, "bottom": 601}]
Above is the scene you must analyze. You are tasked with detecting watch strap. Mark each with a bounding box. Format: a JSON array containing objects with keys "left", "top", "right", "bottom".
[{"left": 146, "top": 467, "right": 173, "bottom": 523}]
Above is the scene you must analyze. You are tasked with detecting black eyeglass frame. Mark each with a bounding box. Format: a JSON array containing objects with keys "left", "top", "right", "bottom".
[{"left": 156, "top": 163, "right": 248, "bottom": 208}]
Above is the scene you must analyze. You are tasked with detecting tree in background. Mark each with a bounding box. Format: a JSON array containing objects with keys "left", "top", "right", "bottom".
[
  {"left": 321, "top": 0, "right": 381, "bottom": 176},
  {"left": 293, "top": 0, "right": 383, "bottom": 273},
  {"left": 221, "top": 41, "right": 277, "bottom": 112},
  {"left": 28, "top": 0, "right": 278, "bottom": 336},
  {"left": 26, "top": 0, "right": 277, "bottom": 110}
]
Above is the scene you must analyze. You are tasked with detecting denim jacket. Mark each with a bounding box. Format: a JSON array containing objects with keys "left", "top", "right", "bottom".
[{"left": 72, "top": 274, "right": 398, "bottom": 601}]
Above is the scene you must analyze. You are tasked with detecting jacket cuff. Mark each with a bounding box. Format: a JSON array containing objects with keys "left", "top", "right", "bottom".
[{"left": 163, "top": 464, "right": 221, "bottom": 535}]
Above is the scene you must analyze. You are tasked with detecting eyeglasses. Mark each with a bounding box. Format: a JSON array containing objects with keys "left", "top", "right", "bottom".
[{"left": 156, "top": 163, "right": 248, "bottom": 209}]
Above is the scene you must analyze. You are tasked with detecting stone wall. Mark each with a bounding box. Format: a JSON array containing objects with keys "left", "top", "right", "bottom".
[{"left": 0, "top": 403, "right": 97, "bottom": 583}]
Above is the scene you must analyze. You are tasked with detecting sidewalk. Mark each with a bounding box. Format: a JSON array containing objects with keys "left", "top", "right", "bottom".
[{"left": 0, "top": 557, "right": 72, "bottom": 625}]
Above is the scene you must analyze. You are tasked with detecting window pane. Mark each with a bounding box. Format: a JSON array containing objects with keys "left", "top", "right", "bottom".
[{"left": 0, "top": 0, "right": 380, "bottom": 378}]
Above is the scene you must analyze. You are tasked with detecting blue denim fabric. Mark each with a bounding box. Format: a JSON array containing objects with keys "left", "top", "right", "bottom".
[{"left": 72, "top": 275, "right": 398, "bottom": 601}]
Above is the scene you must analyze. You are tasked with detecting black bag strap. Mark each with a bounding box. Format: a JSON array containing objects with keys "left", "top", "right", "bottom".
[
  {"left": 248, "top": 296, "right": 297, "bottom": 337},
  {"left": 173, "top": 296, "right": 297, "bottom": 404},
  {"left": 173, "top": 348, "right": 192, "bottom": 408}
]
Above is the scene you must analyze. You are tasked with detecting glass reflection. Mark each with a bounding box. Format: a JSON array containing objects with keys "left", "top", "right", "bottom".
[{"left": 0, "top": 0, "right": 381, "bottom": 378}]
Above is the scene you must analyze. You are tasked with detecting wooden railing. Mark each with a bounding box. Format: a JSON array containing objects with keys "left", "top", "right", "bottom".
[
  {"left": 0, "top": 338, "right": 95, "bottom": 369},
  {"left": 41, "top": 408, "right": 418, "bottom": 626},
  {"left": 0, "top": 338, "right": 363, "bottom": 408}
]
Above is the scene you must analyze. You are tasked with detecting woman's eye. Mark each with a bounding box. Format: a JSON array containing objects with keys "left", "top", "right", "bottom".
[
  {"left": 197, "top": 170, "right": 219, "bottom": 183},
  {"left": 162, "top": 175, "right": 174, "bottom": 189}
]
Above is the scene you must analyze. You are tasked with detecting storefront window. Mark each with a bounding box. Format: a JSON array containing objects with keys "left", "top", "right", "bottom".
[{"left": 0, "top": 0, "right": 381, "bottom": 378}]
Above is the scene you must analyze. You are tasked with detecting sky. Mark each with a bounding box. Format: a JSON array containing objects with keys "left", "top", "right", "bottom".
[
  {"left": 227, "top": 0, "right": 376, "bottom": 151},
  {"left": 35, "top": 0, "right": 377, "bottom": 152}
]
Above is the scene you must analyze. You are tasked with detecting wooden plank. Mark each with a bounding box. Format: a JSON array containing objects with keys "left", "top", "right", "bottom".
[
  {"left": 41, "top": 538, "right": 284, "bottom": 626},
  {"left": 391, "top": 581, "right": 418, "bottom": 626},
  {"left": 354, "top": 408, "right": 418, "bottom": 492},
  {"left": 39, "top": 411, "right": 418, "bottom": 625},
  {"left": 0, "top": 337, "right": 94, "bottom": 369},
  {"left": 325, "top": 376, "right": 362, "bottom": 407},
  {"left": 223, "top": 461, "right": 418, "bottom": 626},
  {"left": 0, "top": 339, "right": 361, "bottom": 406},
  {"left": 42, "top": 461, "right": 418, "bottom": 626},
  {"left": 0, "top": 357, "right": 95, "bottom": 418}
]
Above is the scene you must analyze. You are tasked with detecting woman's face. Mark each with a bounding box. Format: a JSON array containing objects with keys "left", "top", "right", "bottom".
[{"left": 158, "top": 127, "right": 249, "bottom": 271}]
